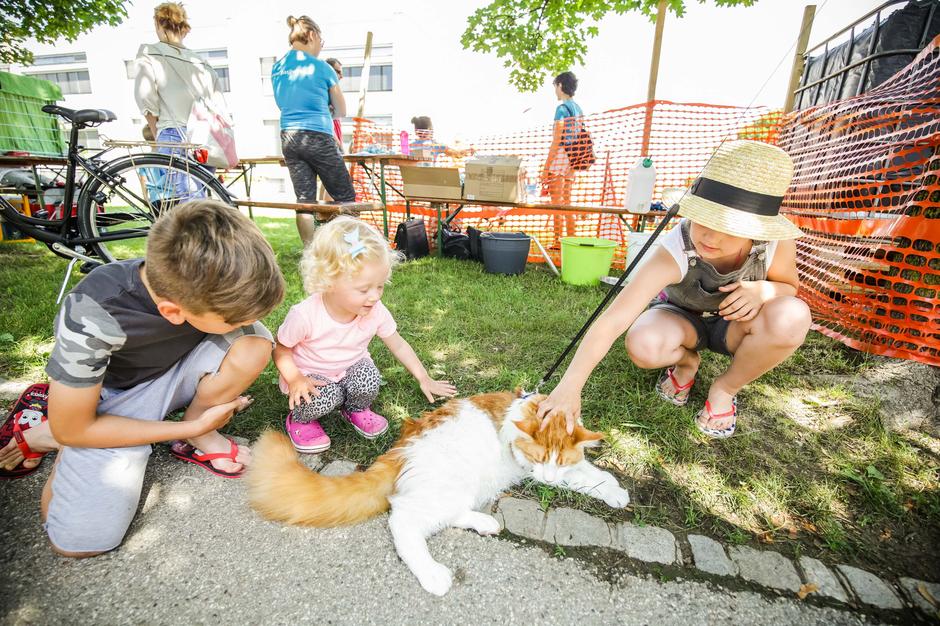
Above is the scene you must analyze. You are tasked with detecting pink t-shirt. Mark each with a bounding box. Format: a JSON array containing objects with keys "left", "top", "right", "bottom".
[{"left": 277, "top": 293, "right": 397, "bottom": 391}]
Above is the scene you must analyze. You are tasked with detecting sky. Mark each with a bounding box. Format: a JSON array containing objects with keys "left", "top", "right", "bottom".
[
  {"left": 407, "top": 0, "right": 889, "bottom": 140},
  {"left": 21, "top": 0, "right": 892, "bottom": 144}
]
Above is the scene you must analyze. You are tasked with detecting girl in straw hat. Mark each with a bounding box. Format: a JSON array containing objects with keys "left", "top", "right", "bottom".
[{"left": 537, "top": 140, "right": 811, "bottom": 438}]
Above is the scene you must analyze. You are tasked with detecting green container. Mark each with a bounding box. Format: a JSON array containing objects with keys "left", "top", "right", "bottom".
[
  {"left": 560, "top": 237, "right": 617, "bottom": 286},
  {"left": 0, "top": 71, "right": 65, "bottom": 157}
]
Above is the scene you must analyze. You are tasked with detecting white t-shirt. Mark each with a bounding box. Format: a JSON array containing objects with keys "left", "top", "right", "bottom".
[{"left": 658, "top": 220, "right": 778, "bottom": 280}]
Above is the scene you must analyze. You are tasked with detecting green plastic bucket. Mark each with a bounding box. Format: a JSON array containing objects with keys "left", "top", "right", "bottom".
[{"left": 560, "top": 237, "right": 617, "bottom": 285}]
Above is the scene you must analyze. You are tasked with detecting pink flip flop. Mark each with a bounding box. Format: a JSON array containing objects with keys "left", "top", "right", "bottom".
[
  {"left": 169, "top": 438, "right": 244, "bottom": 478},
  {"left": 0, "top": 383, "right": 50, "bottom": 480}
]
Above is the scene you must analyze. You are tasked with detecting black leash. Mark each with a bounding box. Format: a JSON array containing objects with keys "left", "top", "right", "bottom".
[{"left": 534, "top": 202, "right": 681, "bottom": 393}]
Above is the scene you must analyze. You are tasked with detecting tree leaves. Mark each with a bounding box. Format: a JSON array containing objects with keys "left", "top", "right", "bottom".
[
  {"left": 461, "top": 0, "right": 756, "bottom": 92},
  {"left": 1, "top": 1, "right": 129, "bottom": 65}
]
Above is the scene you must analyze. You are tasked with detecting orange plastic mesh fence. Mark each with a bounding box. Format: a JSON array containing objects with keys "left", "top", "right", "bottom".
[
  {"left": 776, "top": 35, "right": 940, "bottom": 365},
  {"left": 348, "top": 102, "right": 780, "bottom": 266}
]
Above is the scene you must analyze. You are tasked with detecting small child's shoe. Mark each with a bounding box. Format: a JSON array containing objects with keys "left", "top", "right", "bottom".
[
  {"left": 340, "top": 407, "right": 389, "bottom": 439},
  {"left": 285, "top": 410, "right": 331, "bottom": 453}
]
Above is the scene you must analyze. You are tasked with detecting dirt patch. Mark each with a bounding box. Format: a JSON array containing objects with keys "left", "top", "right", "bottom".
[{"left": 814, "top": 357, "right": 940, "bottom": 436}]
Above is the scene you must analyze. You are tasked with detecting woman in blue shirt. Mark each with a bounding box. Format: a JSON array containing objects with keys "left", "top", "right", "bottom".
[
  {"left": 540, "top": 71, "right": 583, "bottom": 245},
  {"left": 272, "top": 16, "right": 355, "bottom": 245}
]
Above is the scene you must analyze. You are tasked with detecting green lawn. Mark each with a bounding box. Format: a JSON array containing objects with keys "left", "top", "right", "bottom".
[{"left": 1, "top": 215, "right": 937, "bottom": 579}]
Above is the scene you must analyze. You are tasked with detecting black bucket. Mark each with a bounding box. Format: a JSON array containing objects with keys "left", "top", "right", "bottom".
[{"left": 480, "top": 232, "right": 531, "bottom": 275}]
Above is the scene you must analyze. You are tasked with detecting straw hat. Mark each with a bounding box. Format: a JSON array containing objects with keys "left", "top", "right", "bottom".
[{"left": 676, "top": 140, "right": 802, "bottom": 240}]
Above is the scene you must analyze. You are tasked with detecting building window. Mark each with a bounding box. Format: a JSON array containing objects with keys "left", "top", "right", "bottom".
[
  {"left": 78, "top": 128, "right": 100, "bottom": 149},
  {"left": 340, "top": 65, "right": 393, "bottom": 92},
  {"left": 28, "top": 70, "right": 92, "bottom": 94},
  {"left": 215, "top": 67, "right": 231, "bottom": 92},
  {"left": 195, "top": 48, "right": 228, "bottom": 62},
  {"left": 32, "top": 52, "right": 87, "bottom": 66},
  {"left": 263, "top": 119, "right": 283, "bottom": 156},
  {"left": 260, "top": 56, "right": 275, "bottom": 95}
]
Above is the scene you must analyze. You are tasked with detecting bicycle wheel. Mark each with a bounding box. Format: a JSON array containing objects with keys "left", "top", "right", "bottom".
[{"left": 77, "top": 153, "right": 234, "bottom": 263}]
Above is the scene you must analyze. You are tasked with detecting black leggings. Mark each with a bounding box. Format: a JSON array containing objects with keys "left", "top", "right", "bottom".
[
  {"left": 281, "top": 129, "right": 355, "bottom": 203},
  {"left": 292, "top": 358, "right": 381, "bottom": 423}
]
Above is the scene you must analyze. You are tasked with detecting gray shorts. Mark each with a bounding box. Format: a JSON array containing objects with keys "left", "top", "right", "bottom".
[
  {"left": 45, "top": 323, "right": 272, "bottom": 553},
  {"left": 648, "top": 301, "right": 732, "bottom": 356}
]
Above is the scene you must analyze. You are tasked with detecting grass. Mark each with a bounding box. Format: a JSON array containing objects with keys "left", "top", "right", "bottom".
[{"left": 1, "top": 215, "right": 938, "bottom": 579}]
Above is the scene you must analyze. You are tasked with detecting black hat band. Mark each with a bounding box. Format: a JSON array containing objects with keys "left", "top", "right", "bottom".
[{"left": 689, "top": 177, "right": 783, "bottom": 217}]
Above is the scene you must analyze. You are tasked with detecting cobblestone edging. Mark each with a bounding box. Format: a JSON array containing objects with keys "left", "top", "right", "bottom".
[
  {"left": 479, "top": 494, "right": 939, "bottom": 617},
  {"left": 317, "top": 460, "right": 939, "bottom": 617}
]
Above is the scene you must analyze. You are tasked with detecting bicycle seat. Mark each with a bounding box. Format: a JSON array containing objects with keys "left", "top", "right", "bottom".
[{"left": 41, "top": 105, "right": 116, "bottom": 125}]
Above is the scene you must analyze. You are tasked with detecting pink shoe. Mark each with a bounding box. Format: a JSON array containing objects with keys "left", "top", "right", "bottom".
[
  {"left": 285, "top": 410, "right": 331, "bottom": 453},
  {"left": 340, "top": 407, "right": 389, "bottom": 439}
]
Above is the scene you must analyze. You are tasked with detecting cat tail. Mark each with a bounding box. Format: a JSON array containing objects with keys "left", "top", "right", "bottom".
[{"left": 245, "top": 430, "right": 404, "bottom": 527}]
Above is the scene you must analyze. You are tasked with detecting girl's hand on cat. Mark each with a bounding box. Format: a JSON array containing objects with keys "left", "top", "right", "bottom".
[
  {"left": 536, "top": 389, "right": 581, "bottom": 434},
  {"left": 717, "top": 280, "right": 769, "bottom": 322},
  {"left": 287, "top": 376, "right": 326, "bottom": 409},
  {"left": 420, "top": 378, "right": 457, "bottom": 403}
]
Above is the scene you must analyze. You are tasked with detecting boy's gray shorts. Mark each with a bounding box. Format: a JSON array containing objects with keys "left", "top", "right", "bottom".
[{"left": 44, "top": 323, "right": 272, "bottom": 554}]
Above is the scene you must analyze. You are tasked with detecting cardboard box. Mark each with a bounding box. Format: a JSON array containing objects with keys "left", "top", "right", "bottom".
[
  {"left": 464, "top": 156, "right": 525, "bottom": 203},
  {"left": 399, "top": 166, "right": 462, "bottom": 200}
]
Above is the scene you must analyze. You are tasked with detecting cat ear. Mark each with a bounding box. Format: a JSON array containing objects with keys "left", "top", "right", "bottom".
[
  {"left": 572, "top": 425, "right": 604, "bottom": 448},
  {"left": 513, "top": 416, "right": 540, "bottom": 438}
]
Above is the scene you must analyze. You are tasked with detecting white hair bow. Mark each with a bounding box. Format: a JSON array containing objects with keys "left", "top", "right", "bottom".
[{"left": 344, "top": 229, "right": 366, "bottom": 258}]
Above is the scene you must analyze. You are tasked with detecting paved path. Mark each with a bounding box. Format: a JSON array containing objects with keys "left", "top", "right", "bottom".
[{"left": 0, "top": 449, "right": 880, "bottom": 625}]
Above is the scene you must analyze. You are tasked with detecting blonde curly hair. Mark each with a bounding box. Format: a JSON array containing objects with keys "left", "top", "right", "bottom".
[{"left": 300, "top": 217, "right": 402, "bottom": 294}]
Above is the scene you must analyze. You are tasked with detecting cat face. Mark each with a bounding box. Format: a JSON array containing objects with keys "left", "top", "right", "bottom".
[{"left": 511, "top": 398, "right": 603, "bottom": 484}]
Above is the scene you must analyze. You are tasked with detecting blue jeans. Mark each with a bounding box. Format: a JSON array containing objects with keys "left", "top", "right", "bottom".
[{"left": 155, "top": 127, "right": 215, "bottom": 201}]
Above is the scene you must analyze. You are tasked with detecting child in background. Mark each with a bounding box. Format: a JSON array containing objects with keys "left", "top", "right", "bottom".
[
  {"left": 274, "top": 217, "right": 456, "bottom": 452},
  {"left": 537, "top": 140, "right": 812, "bottom": 439}
]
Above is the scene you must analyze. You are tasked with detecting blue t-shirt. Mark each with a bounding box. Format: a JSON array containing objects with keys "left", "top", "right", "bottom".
[
  {"left": 554, "top": 99, "right": 583, "bottom": 121},
  {"left": 272, "top": 50, "right": 338, "bottom": 134},
  {"left": 554, "top": 99, "right": 584, "bottom": 147}
]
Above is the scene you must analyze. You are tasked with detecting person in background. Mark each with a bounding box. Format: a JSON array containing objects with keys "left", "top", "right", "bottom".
[
  {"left": 409, "top": 116, "right": 474, "bottom": 165},
  {"left": 134, "top": 2, "right": 228, "bottom": 199},
  {"left": 319, "top": 57, "right": 346, "bottom": 203},
  {"left": 541, "top": 71, "right": 583, "bottom": 245},
  {"left": 272, "top": 16, "right": 356, "bottom": 247}
]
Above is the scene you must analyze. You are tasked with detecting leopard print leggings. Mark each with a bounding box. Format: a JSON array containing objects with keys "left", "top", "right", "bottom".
[{"left": 291, "top": 357, "right": 382, "bottom": 423}]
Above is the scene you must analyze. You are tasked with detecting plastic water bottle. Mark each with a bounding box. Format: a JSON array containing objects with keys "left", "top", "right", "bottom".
[
  {"left": 400, "top": 131, "right": 410, "bottom": 155},
  {"left": 624, "top": 157, "right": 656, "bottom": 214}
]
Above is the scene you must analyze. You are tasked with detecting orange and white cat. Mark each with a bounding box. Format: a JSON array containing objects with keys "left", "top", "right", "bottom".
[{"left": 246, "top": 391, "right": 630, "bottom": 595}]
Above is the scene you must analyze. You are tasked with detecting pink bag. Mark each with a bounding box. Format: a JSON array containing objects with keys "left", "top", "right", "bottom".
[{"left": 187, "top": 99, "right": 238, "bottom": 169}]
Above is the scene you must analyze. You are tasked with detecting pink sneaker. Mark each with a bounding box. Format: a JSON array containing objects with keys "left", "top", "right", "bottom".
[
  {"left": 340, "top": 407, "right": 389, "bottom": 439},
  {"left": 285, "top": 411, "right": 331, "bottom": 453}
]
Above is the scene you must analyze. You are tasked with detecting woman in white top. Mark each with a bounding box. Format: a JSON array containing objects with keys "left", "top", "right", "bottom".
[{"left": 134, "top": 2, "right": 227, "bottom": 196}]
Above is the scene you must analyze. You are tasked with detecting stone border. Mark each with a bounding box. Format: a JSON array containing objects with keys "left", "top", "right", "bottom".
[{"left": 478, "top": 492, "right": 937, "bottom": 618}]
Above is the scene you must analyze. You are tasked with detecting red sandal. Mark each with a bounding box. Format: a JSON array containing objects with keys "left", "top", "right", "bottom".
[
  {"left": 169, "top": 438, "right": 244, "bottom": 479},
  {"left": 0, "top": 383, "right": 50, "bottom": 479},
  {"left": 656, "top": 367, "right": 694, "bottom": 406},
  {"left": 695, "top": 398, "right": 737, "bottom": 439}
]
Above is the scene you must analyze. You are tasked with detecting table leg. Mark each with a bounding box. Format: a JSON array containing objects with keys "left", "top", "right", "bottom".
[
  {"left": 243, "top": 165, "right": 254, "bottom": 220},
  {"left": 436, "top": 203, "right": 443, "bottom": 257},
  {"left": 30, "top": 166, "right": 46, "bottom": 212},
  {"left": 379, "top": 161, "right": 389, "bottom": 238}
]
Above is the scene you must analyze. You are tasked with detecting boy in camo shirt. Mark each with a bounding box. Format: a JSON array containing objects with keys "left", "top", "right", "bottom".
[{"left": 2, "top": 199, "right": 284, "bottom": 557}]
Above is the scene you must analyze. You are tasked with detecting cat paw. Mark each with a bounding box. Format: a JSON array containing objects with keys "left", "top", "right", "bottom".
[
  {"left": 416, "top": 561, "right": 454, "bottom": 596},
  {"left": 470, "top": 514, "right": 501, "bottom": 536},
  {"left": 456, "top": 511, "right": 502, "bottom": 536},
  {"left": 603, "top": 487, "right": 631, "bottom": 509}
]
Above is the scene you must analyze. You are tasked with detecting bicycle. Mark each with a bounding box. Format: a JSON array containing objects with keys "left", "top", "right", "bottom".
[{"left": 0, "top": 104, "right": 234, "bottom": 298}]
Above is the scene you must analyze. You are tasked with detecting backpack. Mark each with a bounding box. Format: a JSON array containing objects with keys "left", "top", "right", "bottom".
[
  {"left": 560, "top": 101, "right": 595, "bottom": 171},
  {"left": 394, "top": 218, "right": 429, "bottom": 260},
  {"left": 441, "top": 226, "right": 471, "bottom": 260}
]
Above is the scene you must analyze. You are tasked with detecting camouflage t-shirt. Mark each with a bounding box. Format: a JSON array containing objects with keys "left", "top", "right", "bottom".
[{"left": 45, "top": 259, "right": 207, "bottom": 390}]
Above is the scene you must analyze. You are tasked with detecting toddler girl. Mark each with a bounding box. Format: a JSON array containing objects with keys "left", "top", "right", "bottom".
[{"left": 274, "top": 217, "right": 457, "bottom": 452}]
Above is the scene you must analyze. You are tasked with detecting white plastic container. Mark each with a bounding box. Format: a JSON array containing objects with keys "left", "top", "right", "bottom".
[{"left": 623, "top": 158, "right": 656, "bottom": 214}]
